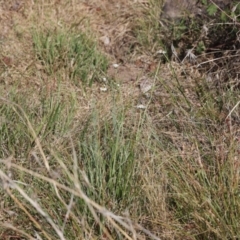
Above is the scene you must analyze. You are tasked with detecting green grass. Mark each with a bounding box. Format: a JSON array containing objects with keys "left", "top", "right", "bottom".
[
  {"left": 32, "top": 28, "right": 108, "bottom": 86},
  {"left": 1, "top": 1, "right": 240, "bottom": 239},
  {"left": 134, "top": 0, "right": 164, "bottom": 54},
  {"left": 0, "top": 89, "right": 140, "bottom": 239}
]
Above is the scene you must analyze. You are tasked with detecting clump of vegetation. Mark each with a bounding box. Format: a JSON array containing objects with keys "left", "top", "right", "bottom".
[
  {"left": 0, "top": 92, "right": 139, "bottom": 239},
  {"left": 159, "top": 0, "right": 240, "bottom": 90},
  {"left": 160, "top": 1, "right": 240, "bottom": 59},
  {"left": 1, "top": 0, "right": 240, "bottom": 239},
  {"left": 32, "top": 29, "right": 108, "bottom": 86}
]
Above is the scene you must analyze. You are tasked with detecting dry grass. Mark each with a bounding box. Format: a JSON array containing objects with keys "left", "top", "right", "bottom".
[{"left": 0, "top": 0, "right": 240, "bottom": 239}]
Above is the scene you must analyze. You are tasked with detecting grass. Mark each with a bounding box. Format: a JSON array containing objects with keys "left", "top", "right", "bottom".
[
  {"left": 0, "top": 89, "right": 141, "bottom": 239},
  {"left": 0, "top": 0, "right": 240, "bottom": 239},
  {"left": 32, "top": 28, "right": 108, "bottom": 86}
]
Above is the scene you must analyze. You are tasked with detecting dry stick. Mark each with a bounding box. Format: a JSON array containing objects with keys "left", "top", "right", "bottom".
[
  {"left": 0, "top": 170, "right": 65, "bottom": 240},
  {"left": 6, "top": 188, "right": 52, "bottom": 240}
]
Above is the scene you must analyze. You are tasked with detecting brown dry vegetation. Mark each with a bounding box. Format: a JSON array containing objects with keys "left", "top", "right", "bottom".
[{"left": 0, "top": 0, "right": 240, "bottom": 239}]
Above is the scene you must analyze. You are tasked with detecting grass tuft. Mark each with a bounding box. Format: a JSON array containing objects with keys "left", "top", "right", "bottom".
[{"left": 32, "top": 28, "right": 108, "bottom": 86}]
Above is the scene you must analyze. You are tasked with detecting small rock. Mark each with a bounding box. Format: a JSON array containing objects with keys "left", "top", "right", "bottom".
[
  {"left": 100, "top": 35, "right": 110, "bottom": 46},
  {"left": 140, "top": 77, "right": 153, "bottom": 94},
  {"left": 112, "top": 63, "right": 119, "bottom": 68},
  {"left": 136, "top": 104, "right": 146, "bottom": 109},
  {"left": 100, "top": 87, "right": 107, "bottom": 92}
]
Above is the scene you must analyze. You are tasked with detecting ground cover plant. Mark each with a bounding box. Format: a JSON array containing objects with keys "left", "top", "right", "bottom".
[
  {"left": 32, "top": 28, "right": 108, "bottom": 85},
  {"left": 0, "top": 0, "right": 240, "bottom": 239}
]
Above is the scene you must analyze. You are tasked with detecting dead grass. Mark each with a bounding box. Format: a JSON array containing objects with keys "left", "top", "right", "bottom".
[{"left": 0, "top": 0, "right": 240, "bottom": 239}]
